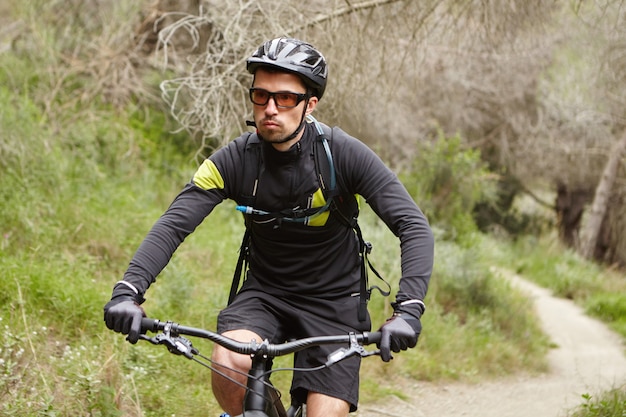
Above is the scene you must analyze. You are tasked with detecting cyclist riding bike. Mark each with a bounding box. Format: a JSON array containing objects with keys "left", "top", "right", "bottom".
[{"left": 104, "top": 37, "right": 434, "bottom": 417}]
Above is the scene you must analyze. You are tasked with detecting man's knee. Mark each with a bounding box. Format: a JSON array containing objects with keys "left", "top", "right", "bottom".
[
  {"left": 211, "top": 329, "right": 262, "bottom": 415},
  {"left": 211, "top": 329, "right": 261, "bottom": 376}
]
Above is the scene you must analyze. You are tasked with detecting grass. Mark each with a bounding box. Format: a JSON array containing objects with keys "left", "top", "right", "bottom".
[
  {"left": 1, "top": 7, "right": 625, "bottom": 413},
  {"left": 0, "top": 187, "right": 554, "bottom": 417},
  {"left": 571, "top": 388, "right": 626, "bottom": 417},
  {"left": 1, "top": 101, "right": 620, "bottom": 415},
  {"left": 481, "top": 233, "right": 626, "bottom": 340}
]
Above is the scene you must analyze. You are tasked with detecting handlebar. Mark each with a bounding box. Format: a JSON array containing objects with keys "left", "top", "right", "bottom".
[{"left": 140, "top": 317, "right": 381, "bottom": 358}]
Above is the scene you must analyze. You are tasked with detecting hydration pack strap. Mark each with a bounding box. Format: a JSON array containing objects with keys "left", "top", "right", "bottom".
[
  {"left": 228, "top": 228, "right": 250, "bottom": 305},
  {"left": 353, "top": 222, "right": 391, "bottom": 321}
]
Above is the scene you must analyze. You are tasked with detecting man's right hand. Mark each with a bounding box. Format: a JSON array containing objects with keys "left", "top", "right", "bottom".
[{"left": 104, "top": 297, "right": 145, "bottom": 344}]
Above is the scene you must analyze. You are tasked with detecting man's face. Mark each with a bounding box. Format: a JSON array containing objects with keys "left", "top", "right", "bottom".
[{"left": 251, "top": 68, "right": 318, "bottom": 150}]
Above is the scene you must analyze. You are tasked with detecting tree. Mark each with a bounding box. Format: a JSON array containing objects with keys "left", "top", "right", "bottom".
[
  {"left": 136, "top": 0, "right": 626, "bottom": 262},
  {"left": 570, "top": 0, "right": 626, "bottom": 263},
  {"left": 579, "top": 132, "right": 626, "bottom": 259}
]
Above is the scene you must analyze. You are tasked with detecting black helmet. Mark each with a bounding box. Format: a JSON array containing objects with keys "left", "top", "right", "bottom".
[{"left": 247, "top": 37, "right": 328, "bottom": 100}]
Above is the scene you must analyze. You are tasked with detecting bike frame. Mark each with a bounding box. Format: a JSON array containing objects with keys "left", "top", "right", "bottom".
[{"left": 139, "top": 318, "right": 381, "bottom": 417}]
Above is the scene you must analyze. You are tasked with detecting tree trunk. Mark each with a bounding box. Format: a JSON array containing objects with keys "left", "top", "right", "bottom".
[{"left": 579, "top": 130, "right": 626, "bottom": 260}]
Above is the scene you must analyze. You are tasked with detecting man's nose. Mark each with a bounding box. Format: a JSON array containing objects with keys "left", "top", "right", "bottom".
[{"left": 264, "top": 97, "right": 279, "bottom": 113}]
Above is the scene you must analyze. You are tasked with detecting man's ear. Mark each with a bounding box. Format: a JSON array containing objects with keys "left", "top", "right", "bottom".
[{"left": 305, "top": 96, "right": 318, "bottom": 116}]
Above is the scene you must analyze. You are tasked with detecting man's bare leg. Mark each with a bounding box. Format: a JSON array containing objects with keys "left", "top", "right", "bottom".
[
  {"left": 212, "top": 330, "right": 351, "bottom": 417},
  {"left": 306, "top": 391, "right": 350, "bottom": 417},
  {"left": 210, "top": 329, "right": 260, "bottom": 416}
]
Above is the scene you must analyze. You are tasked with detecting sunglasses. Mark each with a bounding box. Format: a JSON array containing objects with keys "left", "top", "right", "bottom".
[{"left": 249, "top": 88, "right": 309, "bottom": 108}]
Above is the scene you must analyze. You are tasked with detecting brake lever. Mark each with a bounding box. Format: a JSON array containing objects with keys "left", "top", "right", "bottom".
[
  {"left": 138, "top": 334, "right": 158, "bottom": 344},
  {"left": 325, "top": 333, "right": 381, "bottom": 366},
  {"left": 360, "top": 349, "right": 381, "bottom": 358},
  {"left": 138, "top": 331, "right": 198, "bottom": 359}
]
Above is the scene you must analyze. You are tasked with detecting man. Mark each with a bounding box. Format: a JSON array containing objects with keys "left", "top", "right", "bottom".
[{"left": 104, "top": 37, "right": 434, "bottom": 417}]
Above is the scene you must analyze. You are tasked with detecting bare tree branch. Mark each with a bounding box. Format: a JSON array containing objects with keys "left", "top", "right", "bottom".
[{"left": 290, "top": 0, "right": 405, "bottom": 32}]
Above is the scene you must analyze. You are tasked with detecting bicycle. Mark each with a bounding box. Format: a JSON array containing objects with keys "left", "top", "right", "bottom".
[{"left": 139, "top": 317, "right": 382, "bottom": 417}]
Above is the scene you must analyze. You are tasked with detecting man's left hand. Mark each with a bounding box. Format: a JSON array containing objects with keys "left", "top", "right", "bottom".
[{"left": 377, "top": 313, "right": 421, "bottom": 362}]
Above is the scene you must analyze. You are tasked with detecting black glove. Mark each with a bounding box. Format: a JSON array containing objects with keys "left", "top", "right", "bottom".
[
  {"left": 377, "top": 313, "right": 422, "bottom": 362},
  {"left": 104, "top": 284, "right": 145, "bottom": 344}
]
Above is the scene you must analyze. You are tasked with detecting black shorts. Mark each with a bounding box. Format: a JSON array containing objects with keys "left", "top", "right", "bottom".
[{"left": 217, "top": 289, "right": 372, "bottom": 411}]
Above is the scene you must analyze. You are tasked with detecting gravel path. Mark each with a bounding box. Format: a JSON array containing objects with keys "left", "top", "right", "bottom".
[{"left": 357, "top": 270, "right": 626, "bottom": 417}]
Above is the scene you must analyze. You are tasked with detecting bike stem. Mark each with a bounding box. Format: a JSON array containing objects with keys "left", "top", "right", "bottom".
[{"left": 244, "top": 340, "right": 273, "bottom": 414}]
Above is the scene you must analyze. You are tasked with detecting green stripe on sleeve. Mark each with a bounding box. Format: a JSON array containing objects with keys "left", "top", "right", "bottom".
[{"left": 193, "top": 160, "right": 225, "bottom": 190}]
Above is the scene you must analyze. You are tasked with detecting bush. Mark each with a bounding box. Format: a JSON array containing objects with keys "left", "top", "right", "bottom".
[{"left": 402, "top": 131, "right": 496, "bottom": 245}]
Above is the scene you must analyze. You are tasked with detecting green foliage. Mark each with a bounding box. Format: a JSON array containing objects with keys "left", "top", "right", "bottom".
[
  {"left": 487, "top": 235, "right": 598, "bottom": 297},
  {"left": 473, "top": 173, "right": 552, "bottom": 236},
  {"left": 0, "top": 85, "right": 60, "bottom": 250},
  {"left": 0, "top": 250, "right": 123, "bottom": 416},
  {"left": 586, "top": 293, "right": 626, "bottom": 337},
  {"left": 572, "top": 389, "right": 626, "bottom": 417},
  {"left": 0, "top": 57, "right": 193, "bottom": 257},
  {"left": 127, "top": 107, "right": 199, "bottom": 172},
  {"left": 402, "top": 131, "right": 496, "bottom": 245}
]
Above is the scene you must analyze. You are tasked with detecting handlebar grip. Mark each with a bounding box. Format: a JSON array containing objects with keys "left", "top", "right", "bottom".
[
  {"left": 365, "top": 331, "right": 382, "bottom": 345},
  {"left": 141, "top": 317, "right": 160, "bottom": 333}
]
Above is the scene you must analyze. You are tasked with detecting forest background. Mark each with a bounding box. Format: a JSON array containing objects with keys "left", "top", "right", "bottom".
[{"left": 1, "top": 0, "right": 625, "bottom": 416}]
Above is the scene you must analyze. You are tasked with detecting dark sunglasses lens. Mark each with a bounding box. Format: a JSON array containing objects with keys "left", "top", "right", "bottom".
[
  {"left": 275, "top": 93, "right": 298, "bottom": 107},
  {"left": 250, "top": 89, "right": 269, "bottom": 105}
]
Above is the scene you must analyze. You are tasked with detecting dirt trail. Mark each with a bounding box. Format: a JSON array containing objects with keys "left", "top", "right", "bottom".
[{"left": 357, "top": 270, "right": 626, "bottom": 417}]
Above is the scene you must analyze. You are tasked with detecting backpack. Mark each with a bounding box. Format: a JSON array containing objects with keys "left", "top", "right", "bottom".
[{"left": 228, "top": 117, "right": 389, "bottom": 321}]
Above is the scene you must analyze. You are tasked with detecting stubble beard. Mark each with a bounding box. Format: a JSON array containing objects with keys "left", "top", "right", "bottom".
[{"left": 257, "top": 120, "right": 292, "bottom": 144}]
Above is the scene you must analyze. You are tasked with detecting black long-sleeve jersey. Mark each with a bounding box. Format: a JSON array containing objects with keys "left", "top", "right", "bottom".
[{"left": 122, "top": 122, "right": 434, "bottom": 318}]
